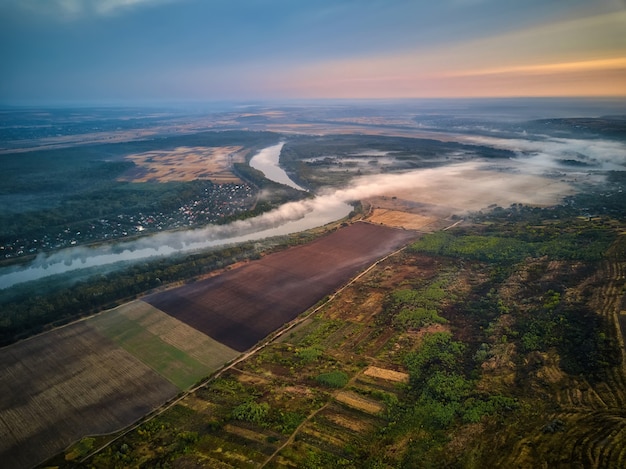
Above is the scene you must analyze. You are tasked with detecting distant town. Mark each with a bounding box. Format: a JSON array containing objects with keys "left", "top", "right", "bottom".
[{"left": 1, "top": 182, "right": 255, "bottom": 259}]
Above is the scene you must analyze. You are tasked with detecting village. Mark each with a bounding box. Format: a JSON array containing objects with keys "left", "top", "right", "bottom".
[{"left": 0, "top": 182, "right": 255, "bottom": 260}]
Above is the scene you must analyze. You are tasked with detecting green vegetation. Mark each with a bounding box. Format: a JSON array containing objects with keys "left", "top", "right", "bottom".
[
  {"left": 91, "top": 312, "right": 211, "bottom": 389},
  {"left": 231, "top": 400, "right": 270, "bottom": 424},
  {"left": 316, "top": 371, "right": 349, "bottom": 388},
  {"left": 402, "top": 332, "right": 516, "bottom": 429},
  {"left": 0, "top": 131, "right": 280, "bottom": 258},
  {"left": 410, "top": 226, "right": 614, "bottom": 264},
  {"left": 63, "top": 437, "right": 95, "bottom": 462},
  {"left": 280, "top": 134, "right": 515, "bottom": 189},
  {"left": 379, "top": 280, "right": 449, "bottom": 330},
  {"left": 47, "top": 204, "right": 626, "bottom": 468}
]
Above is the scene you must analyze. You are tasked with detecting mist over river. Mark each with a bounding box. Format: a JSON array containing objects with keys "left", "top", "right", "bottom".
[{"left": 0, "top": 143, "right": 352, "bottom": 290}]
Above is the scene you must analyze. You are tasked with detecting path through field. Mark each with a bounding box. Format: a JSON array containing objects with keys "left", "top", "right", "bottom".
[{"left": 0, "top": 222, "right": 417, "bottom": 468}]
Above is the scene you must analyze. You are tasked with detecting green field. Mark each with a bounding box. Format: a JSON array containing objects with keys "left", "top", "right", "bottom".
[{"left": 90, "top": 301, "right": 239, "bottom": 389}]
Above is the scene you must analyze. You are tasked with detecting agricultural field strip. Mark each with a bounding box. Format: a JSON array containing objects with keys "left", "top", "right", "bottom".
[
  {"left": 89, "top": 305, "right": 234, "bottom": 390},
  {"left": 363, "top": 365, "right": 409, "bottom": 383},
  {"left": 146, "top": 223, "right": 418, "bottom": 352},
  {"left": 119, "top": 145, "right": 243, "bottom": 183},
  {"left": 108, "top": 300, "right": 239, "bottom": 371},
  {"left": 259, "top": 362, "right": 374, "bottom": 468},
  {"left": 366, "top": 206, "right": 441, "bottom": 231},
  {"left": 74, "top": 226, "right": 416, "bottom": 465},
  {"left": 0, "top": 321, "right": 179, "bottom": 469}
]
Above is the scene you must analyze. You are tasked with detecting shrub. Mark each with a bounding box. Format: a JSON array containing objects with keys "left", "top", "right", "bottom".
[
  {"left": 316, "top": 371, "right": 349, "bottom": 388},
  {"left": 232, "top": 400, "right": 270, "bottom": 424}
]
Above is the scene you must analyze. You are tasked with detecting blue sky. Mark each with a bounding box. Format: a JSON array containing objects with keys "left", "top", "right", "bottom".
[{"left": 1, "top": 0, "right": 625, "bottom": 104}]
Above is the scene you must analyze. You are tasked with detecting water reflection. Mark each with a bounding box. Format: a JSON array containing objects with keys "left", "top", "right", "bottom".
[{"left": 0, "top": 144, "right": 351, "bottom": 289}]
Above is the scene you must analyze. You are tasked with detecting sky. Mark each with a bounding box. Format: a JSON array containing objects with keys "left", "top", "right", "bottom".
[{"left": 1, "top": 0, "right": 625, "bottom": 104}]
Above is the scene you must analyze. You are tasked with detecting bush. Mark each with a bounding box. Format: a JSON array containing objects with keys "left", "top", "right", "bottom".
[
  {"left": 232, "top": 400, "right": 270, "bottom": 424},
  {"left": 316, "top": 371, "right": 349, "bottom": 388},
  {"left": 296, "top": 346, "right": 323, "bottom": 364}
]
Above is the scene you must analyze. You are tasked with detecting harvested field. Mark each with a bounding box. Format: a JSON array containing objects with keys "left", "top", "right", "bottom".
[
  {"left": 334, "top": 391, "right": 385, "bottom": 415},
  {"left": 0, "top": 322, "right": 179, "bottom": 469},
  {"left": 145, "top": 222, "right": 417, "bottom": 352},
  {"left": 118, "top": 145, "right": 243, "bottom": 183},
  {"left": 323, "top": 411, "right": 374, "bottom": 433},
  {"left": 363, "top": 366, "right": 409, "bottom": 383},
  {"left": 367, "top": 208, "right": 439, "bottom": 231}
]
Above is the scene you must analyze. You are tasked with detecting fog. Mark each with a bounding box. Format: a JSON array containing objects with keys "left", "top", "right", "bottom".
[
  {"left": 463, "top": 135, "right": 626, "bottom": 173},
  {"left": 0, "top": 144, "right": 341, "bottom": 289},
  {"left": 2, "top": 131, "right": 622, "bottom": 290}
]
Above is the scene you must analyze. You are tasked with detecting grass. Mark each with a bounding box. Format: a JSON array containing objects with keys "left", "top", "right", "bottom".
[{"left": 90, "top": 312, "right": 212, "bottom": 389}]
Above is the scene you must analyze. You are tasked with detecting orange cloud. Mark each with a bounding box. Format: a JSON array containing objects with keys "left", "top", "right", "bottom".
[{"left": 271, "top": 10, "right": 626, "bottom": 98}]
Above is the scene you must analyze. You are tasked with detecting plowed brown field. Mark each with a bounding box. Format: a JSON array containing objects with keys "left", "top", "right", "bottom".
[
  {"left": 145, "top": 222, "right": 417, "bottom": 351},
  {"left": 0, "top": 322, "right": 179, "bottom": 469}
]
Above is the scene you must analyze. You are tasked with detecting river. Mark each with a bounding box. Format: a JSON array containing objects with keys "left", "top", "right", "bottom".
[{"left": 0, "top": 143, "right": 352, "bottom": 289}]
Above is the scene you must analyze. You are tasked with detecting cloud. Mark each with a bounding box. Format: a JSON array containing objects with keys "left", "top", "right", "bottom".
[
  {"left": 4, "top": 0, "right": 175, "bottom": 19},
  {"left": 448, "top": 57, "right": 626, "bottom": 78}
]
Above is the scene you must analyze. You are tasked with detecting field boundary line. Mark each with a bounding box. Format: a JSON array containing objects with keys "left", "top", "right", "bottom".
[{"left": 78, "top": 234, "right": 414, "bottom": 464}]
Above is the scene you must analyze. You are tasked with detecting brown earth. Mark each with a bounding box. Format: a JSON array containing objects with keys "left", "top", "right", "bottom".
[
  {"left": 0, "top": 322, "right": 179, "bottom": 469},
  {"left": 363, "top": 366, "right": 409, "bottom": 383},
  {"left": 367, "top": 208, "right": 439, "bottom": 231},
  {"left": 145, "top": 222, "right": 417, "bottom": 352},
  {"left": 118, "top": 146, "right": 244, "bottom": 183}
]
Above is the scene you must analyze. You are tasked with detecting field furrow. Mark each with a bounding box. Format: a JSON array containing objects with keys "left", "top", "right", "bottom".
[{"left": 0, "top": 322, "right": 179, "bottom": 469}]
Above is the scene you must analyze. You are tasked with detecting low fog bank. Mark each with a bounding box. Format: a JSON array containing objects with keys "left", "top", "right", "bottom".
[
  {"left": 1, "top": 130, "right": 623, "bottom": 289},
  {"left": 0, "top": 195, "right": 352, "bottom": 290},
  {"left": 463, "top": 135, "right": 626, "bottom": 174},
  {"left": 0, "top": 160, "right": 580, "bottom": 290}
]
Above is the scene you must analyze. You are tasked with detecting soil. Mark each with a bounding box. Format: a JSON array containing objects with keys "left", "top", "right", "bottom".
[
  {"left": 0, "top": 322, "right": 178, "bottom": 469},
  {"left": 118, "top": 146, "right": 244, "bottom": 183},
  {"left": 145, "top": 222, "right": 417, "bottom": 352},
  {"left": 363, "top": 366, "right": 409, "bottom": 383}
]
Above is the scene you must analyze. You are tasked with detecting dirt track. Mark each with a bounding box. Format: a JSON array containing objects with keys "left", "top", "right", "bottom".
[{"left": 145, "top": 222, "right": 417, "bottom": 351}]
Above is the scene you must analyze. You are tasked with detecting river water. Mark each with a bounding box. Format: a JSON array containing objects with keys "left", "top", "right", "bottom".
[
  {"left": 0, "top": 143, "right": 352, "bottom": 289},
  {"left": 249, "top": 142, "right": 306, "bottom": 191}
]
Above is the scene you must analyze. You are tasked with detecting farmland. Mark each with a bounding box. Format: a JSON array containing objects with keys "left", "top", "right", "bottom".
[
  {"left": 1, "top": 222, "right": 417, "bottom": 468},
  {"left": 0, "top": 300, "right": 239, "bottom": 469},
  {"left": 0, "top": 321, "right": 179, "bottom": 469},
  {"left": 90, "top": 301, "right": 240, "bottom": 388},
  {"left": 59, "top": 203, "right": 626, "bottom": 468},
  {"left": 0, "top": 107, "right": 623, "bottom": 467},
  {"left": 118, "top": 145, "right": 245, "bottom": 184},
  {"left": 145, "top": 222, "right": 417, "bottom": 352}
]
